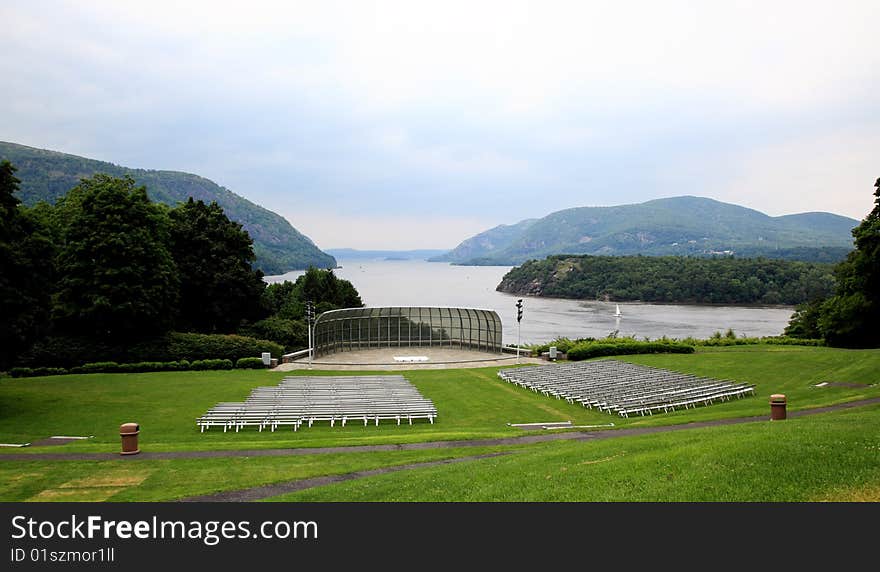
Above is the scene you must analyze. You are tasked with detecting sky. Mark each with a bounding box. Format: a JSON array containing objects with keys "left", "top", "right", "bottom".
[{"left": 2, "top": 0, "right": 878, "bottom": 249}]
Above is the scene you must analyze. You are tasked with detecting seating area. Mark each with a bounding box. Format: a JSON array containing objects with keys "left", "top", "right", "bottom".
[
  {"left": 197, "top": 375, "right": 437, "bottom": 432},
  {"left": 498, "top": 360, "right": 755, "bottom": 417}
]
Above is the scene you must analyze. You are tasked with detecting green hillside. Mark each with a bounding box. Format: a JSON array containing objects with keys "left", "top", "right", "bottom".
[
  {"left": 497, "top": 255, "right": 836, "bottom": 304},
  {"left": 0, "top": 141, "right": 336, "bottom": 274},
  {"left": 436, "top": 196, "right": 857, "bottom": 265}
]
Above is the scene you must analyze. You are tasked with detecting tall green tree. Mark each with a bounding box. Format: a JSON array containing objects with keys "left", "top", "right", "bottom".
[
  {"left": 168, "top": 198, "right": 265, "bottom": 333},
  {"left": 52, "top": 174, "right": 179, "bottom": 341},
  {"left": 816, "top": 178, "right": 880, "bottom": 347},
  {"left": 0, "top": 161, "right": 55, "bottom": 369},
  {"left": 245, "top": 269, "right": 364, "bottom": 351},
  {"left": 788, "top": 178, "right": 880, "bottom": 346},
  {"left": 294, "top": 267, "right": 363, "bottom": 313}
]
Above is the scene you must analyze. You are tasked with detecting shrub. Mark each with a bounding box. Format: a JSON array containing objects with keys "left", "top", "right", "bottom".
[
  {"left": 239, "top": 317, "right": 307, "bottom": 352},
  {"left": 566, "top": 341, "right": 695, "bottom": 361},
  {"left": 18, "top": 332, "right": 284, "bottom": 369},
  {"left": 162, "top": 333, "right": 283, "bottom": 362},
  {"left": 32, "top": 367, "right": 68, "bottom": 377},
  {"left": 235, "top": 357, "right": 267, "bottom": 369},
  {"left": 10, "top": 367, "right": 34, "bottom": 378},
  {"left": 531, "top": 337, "right": 586, "bottom": 355},
  {"left": 78, "top": 361, "right": 120, "bottom": 373},
  {"left": 190, "top": 358, "right": 234, "bottom": 371}
]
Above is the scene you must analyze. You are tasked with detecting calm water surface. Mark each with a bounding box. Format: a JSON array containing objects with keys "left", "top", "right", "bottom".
[{"left": 266, "top": 259, "right": 795, "bottom": 345}]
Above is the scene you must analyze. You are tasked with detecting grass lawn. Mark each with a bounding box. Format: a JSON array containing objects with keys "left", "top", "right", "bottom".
[
  {"left": 0, "top": 345, "right": 878, "bottom": 501},
  {"left": 0, "top": 446, "right": 511, "bottom": 502},
  {"left": 267, "top": 403, "right": 880, "bottom": 502},
  {"left": 0, "top": 346, "right": 878, "bottom": 454}
]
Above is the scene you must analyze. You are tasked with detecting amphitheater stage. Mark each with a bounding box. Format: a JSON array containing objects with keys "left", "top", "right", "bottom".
[{"left": 276, "top": 348, "right": 544, "bottom": 371}]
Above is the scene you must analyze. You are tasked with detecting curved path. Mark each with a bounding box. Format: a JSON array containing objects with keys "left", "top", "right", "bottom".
[{"left": 4, "top": 398, "right": 879, "bottom": 502}]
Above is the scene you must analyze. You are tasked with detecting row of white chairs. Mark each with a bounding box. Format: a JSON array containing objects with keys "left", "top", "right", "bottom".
[
  {"left": 498, "top": 360, "right": 755, "bottom": 417},
  {"left": 197, "top": 375, "right": 437, "bottom": 432}
]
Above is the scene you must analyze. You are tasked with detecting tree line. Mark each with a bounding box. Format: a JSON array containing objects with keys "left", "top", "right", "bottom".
[
  {"left": 497, "top": 255, "right": 836, "bottom": 305},
  {"left": 785, "top": 178, "right": 880, "bottom": 347},
  {"left": 0, "top": 161, "right": 362, "bottom": 370}
]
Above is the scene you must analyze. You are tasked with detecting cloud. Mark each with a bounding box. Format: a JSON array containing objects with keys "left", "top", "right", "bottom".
[
  {"left": 713, "top": 128, "right": 880, "bottom": 220},
  {"left": 1, "top": 0, "right": 878, "bottom": 246}
]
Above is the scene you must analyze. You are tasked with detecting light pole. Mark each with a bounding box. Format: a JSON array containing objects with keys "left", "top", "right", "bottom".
[
  {"left": 306, "top": 300, "right": 314, "bottom": 369},
  {"left": 515, "top": 299, "right": 523, "bottom": 364}
]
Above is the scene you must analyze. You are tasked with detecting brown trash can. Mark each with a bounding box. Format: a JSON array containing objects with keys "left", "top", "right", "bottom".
[
  {"left": 119, "top": 422, "right": 140, "bottom": 455},
  {"left": 770, "top": 394, "right": 787, "bottom": 421}
]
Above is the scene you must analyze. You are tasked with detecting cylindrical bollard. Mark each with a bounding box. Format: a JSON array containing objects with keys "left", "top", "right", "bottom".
[
  {"left": 119, "top": 422, "right": 140, "bottom": 455},
  {"left": 770, "top": 394, "right": 787, "bottom": 420}
]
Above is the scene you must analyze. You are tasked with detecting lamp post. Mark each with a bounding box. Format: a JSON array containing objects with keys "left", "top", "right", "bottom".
[
  {"left": 515, "top": 299, "right": 523, "bottom": 364},
  {"left": 306, "top": 300, "right": 314, "bottom": 369}
]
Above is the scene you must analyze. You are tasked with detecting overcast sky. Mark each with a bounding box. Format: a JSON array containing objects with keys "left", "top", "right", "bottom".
[{"left": 2, "top": 0, "right": 878, "bottom": 249}]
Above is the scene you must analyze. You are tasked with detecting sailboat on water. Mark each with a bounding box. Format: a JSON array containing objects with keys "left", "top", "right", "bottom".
[{"left": 614, "top": 304, "right": 622, "bottom": 318}]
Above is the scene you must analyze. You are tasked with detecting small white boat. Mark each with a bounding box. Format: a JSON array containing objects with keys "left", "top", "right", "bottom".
[{"left": 614, "top": 304, "right": 622, "bottom": 317}]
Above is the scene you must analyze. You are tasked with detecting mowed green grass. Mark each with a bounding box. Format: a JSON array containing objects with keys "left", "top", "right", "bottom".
[
  {"left": 0, "top": 346, "right": 878, "bottom": 501},
  {"left": 0, "top": 346, "right": 878, "bottom": 454},
  {"left": 0, "top": 367, "right": 607, "bottom": 453},
  {"left": 267, "top": 403, "right": 880, "bottom": 502},
  {"left": 0, "top": 446, "right": 510, "bottom": 502}
]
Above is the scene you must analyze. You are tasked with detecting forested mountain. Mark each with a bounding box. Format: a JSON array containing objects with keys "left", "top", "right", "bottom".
[
  {"left": 434, "top": 196, "right": 857, "bottom": 265},
  {"left": 497, "top": 255, "right": 836, "bottom": 305},
  {"left": 0, "top": 141, "right": 336, "bottom": 274},
  {"left": 428, "top": 218, "right": 538, "bottom": 263}
]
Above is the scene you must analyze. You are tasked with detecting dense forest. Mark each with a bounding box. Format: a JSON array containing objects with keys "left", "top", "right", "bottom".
[
  {"left": 497, "top": 255, "right": 836, "bottom": 305},
  {"left": 0, "top": 162, "right": 361, "bottom": 370}
]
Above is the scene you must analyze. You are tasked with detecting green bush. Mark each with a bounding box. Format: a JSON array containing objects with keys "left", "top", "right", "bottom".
[
  {"left": 10, "top": 367, "right": 34, "bottom": 378},
  {"left": 235, "top": 357, "right": 267, "bottom": 369},
  {"left": 566, "top": 341, "right": 695, "bottom": 361},
  {"left": 531, "top": 337, "right": 590, "bottom": 355},
  {"left": 190, "top": 358, "right": 234, "bottom": 371},
  {"left": 78, "top": 361, "right": 121, "bottom": 373},
  {"left": 239, "top": 317, "right": 307, "bottom": 352},
  {"left": 161, "top": 333, "right": 283, "bottom": 362},
  {"left": 32, "top": 367, "right": 68, "bottom": 377},
  {"left": 19, "top": 332, "right": 284, "bottom": 369},
  {"left": 682, "top": 335, "right": 824, "bottom": 347}
]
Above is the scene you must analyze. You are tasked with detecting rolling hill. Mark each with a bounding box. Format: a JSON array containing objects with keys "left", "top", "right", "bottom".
[
  {"left": 0, "top": 141, "right": 336, "bottom": 274},
  {"left": 431, "top": 196, "right": 857, "bottom": 265}
]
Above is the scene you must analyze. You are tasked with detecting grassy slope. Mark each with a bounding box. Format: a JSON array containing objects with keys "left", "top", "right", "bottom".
[
  {"left": 0, "top": 447, "right": 507, "bottom": 502},
  {"left": 1, "top": 346, "right": 878, "bottom": 501},
  {"left": 268, "top": 404, "right": 880, "bottom": 502},
  {"left": 1, "top": 347, "right": 878, "bottom": 453}
]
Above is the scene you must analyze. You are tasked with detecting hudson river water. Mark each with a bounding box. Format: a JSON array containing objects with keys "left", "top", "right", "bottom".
[{"left": 265, "top": 259, "right": 795, "bottom": 346}]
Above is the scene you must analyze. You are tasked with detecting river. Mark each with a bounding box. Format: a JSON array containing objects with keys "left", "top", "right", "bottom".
[{"left": 265, "top": 259, "right": 795, "bottom": 345}]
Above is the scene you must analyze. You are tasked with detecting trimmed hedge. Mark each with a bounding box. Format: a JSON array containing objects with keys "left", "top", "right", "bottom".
[
  {"left": 235, "top": 357, "right": 267, "bottom": 369},
  {"left": 9, "top": 356, "right": 269, "bottom": 377},
  {"left": 687, "top": 335, "right": 825, "bottom": 347},
  {"left": 190, "top": 359, "right": 234, "bottom": 371},
  {"left": 566, "top": 341, "right": 695, "bottom": 361},
  {"left": 20, "top": 332, "right": 284, "bottom": 369},
  {"left": 10, "top": 367, "right": 68, "bottom": 378}
]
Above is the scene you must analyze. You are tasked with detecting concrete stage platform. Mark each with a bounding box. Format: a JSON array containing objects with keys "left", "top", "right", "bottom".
[{"left": 275, "top": 348, "right": 543, "bottom": 371}]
